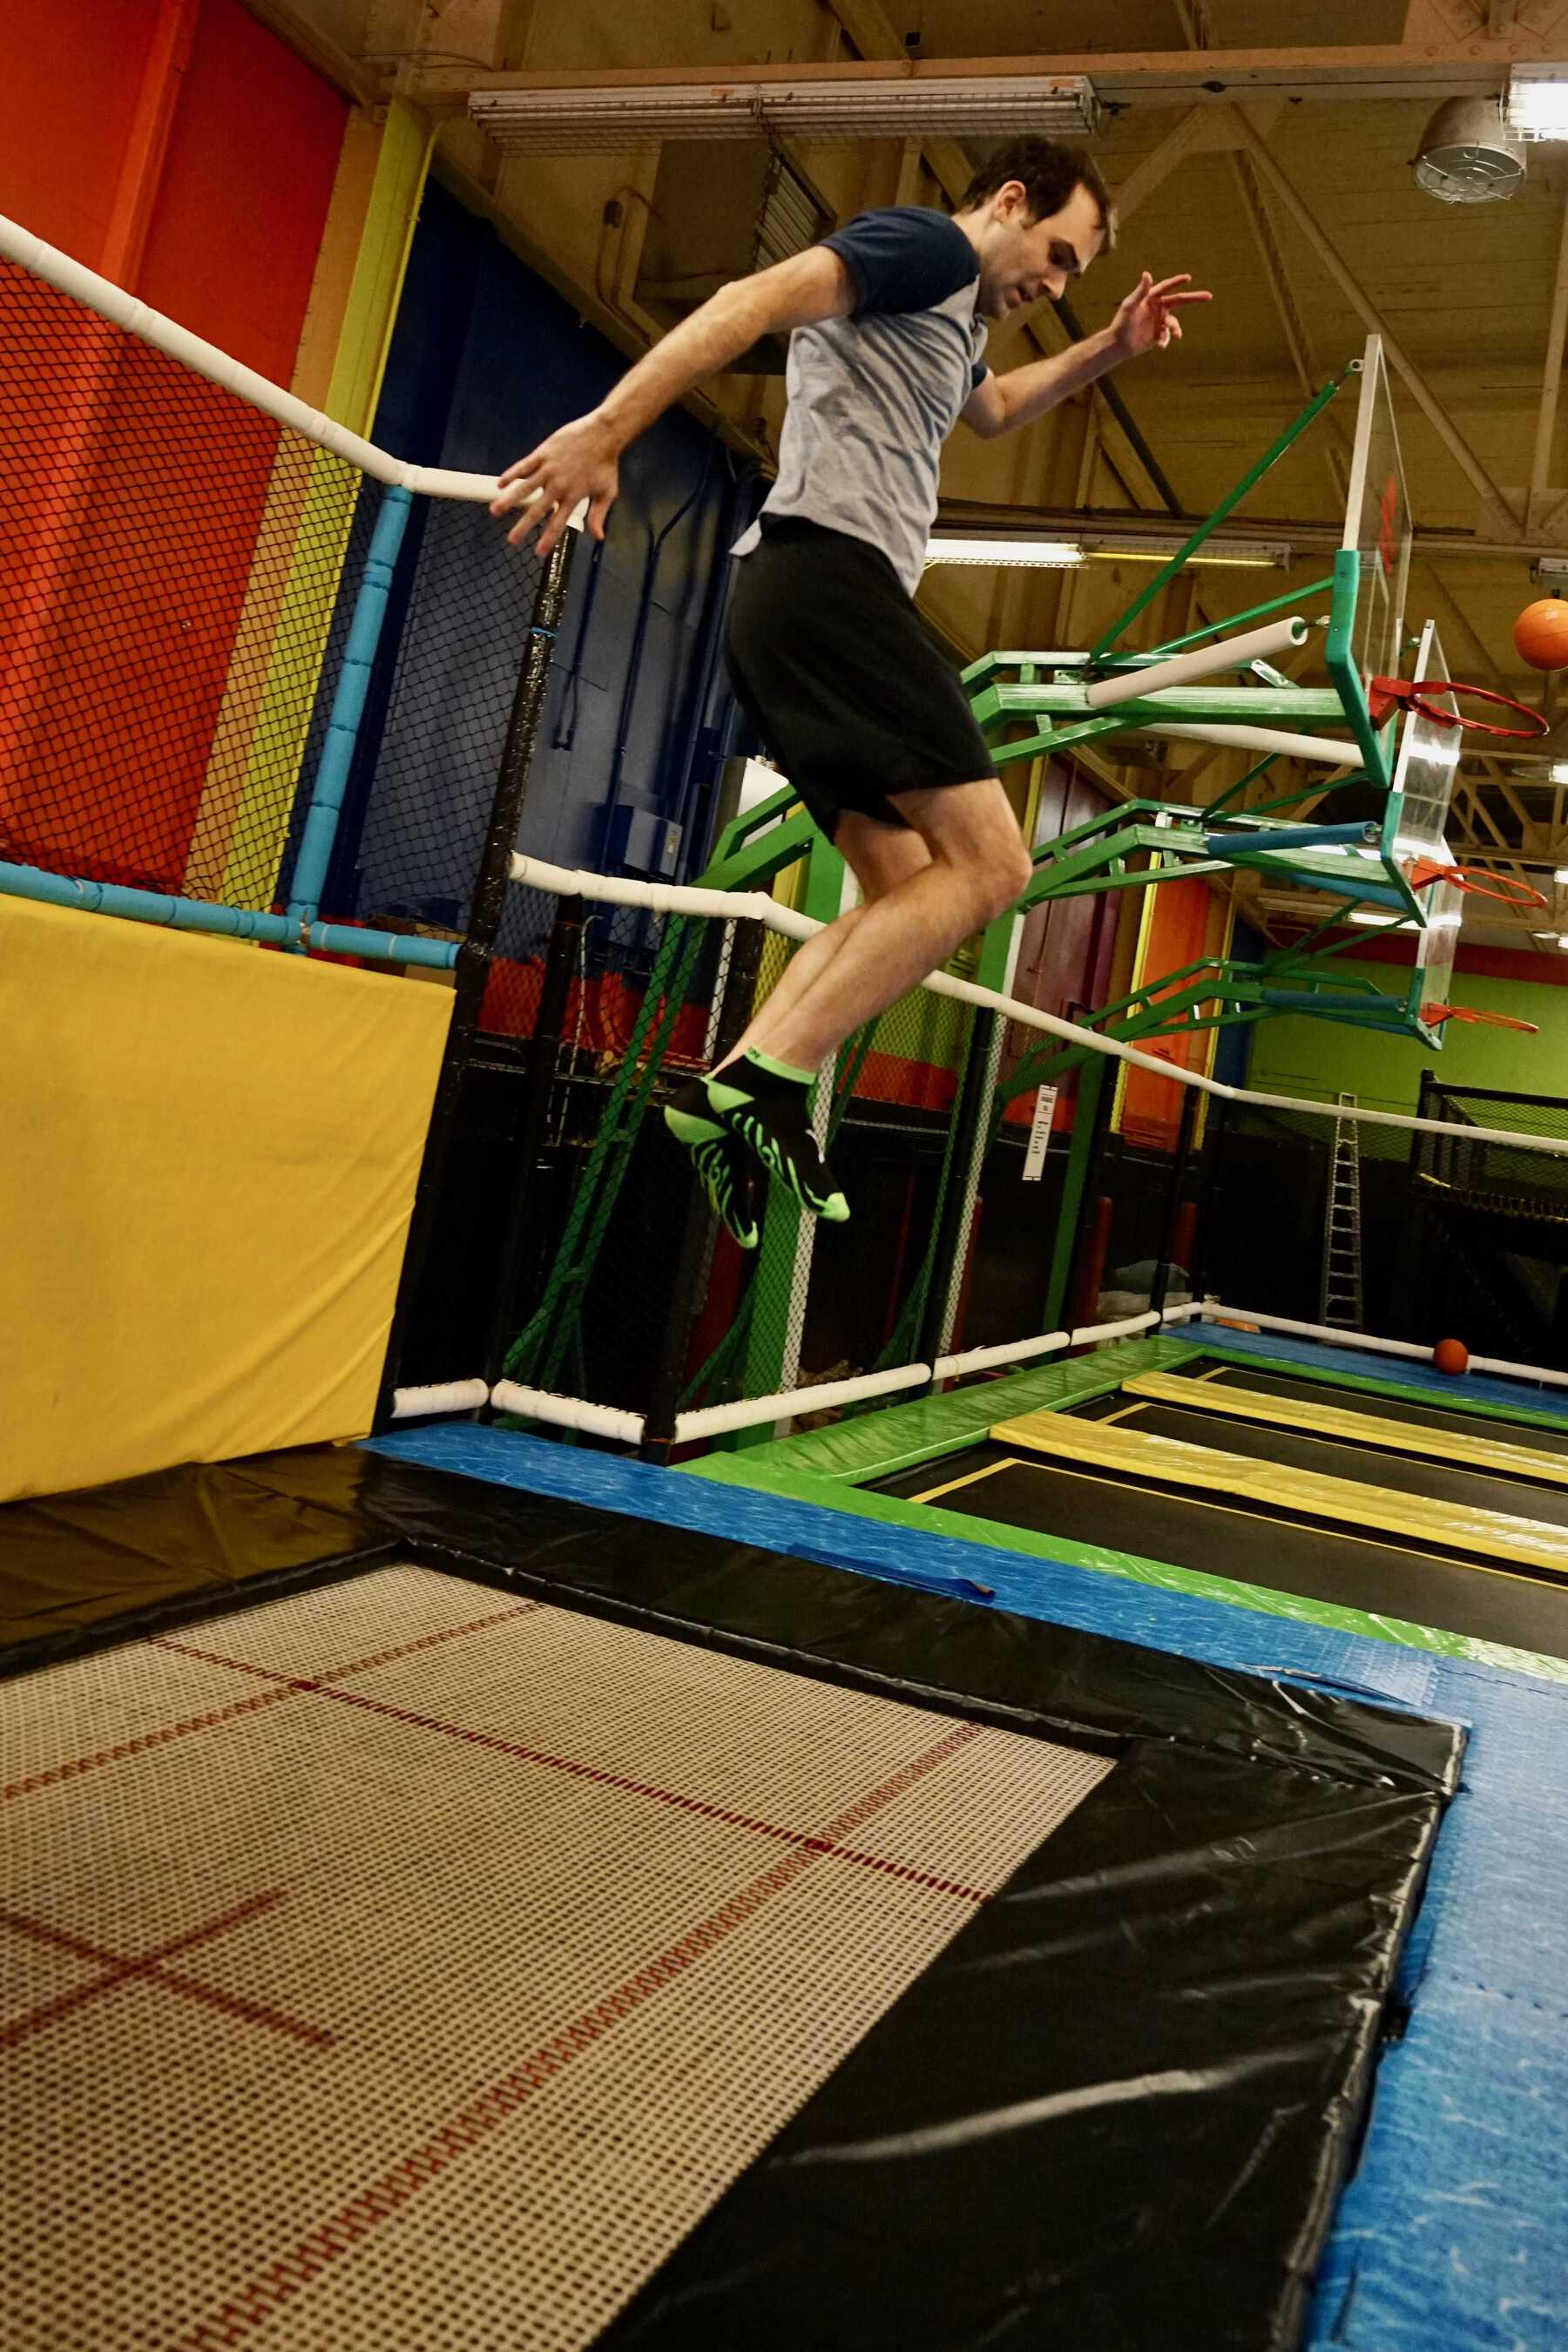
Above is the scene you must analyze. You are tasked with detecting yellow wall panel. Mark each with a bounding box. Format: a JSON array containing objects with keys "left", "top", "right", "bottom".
[{"left": 1, "top": 899, "right": 451, "bottom": 1503}]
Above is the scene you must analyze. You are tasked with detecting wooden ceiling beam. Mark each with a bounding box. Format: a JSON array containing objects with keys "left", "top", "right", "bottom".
[
  {"left": 412, "top": 37, "right": 1568, "bottom": 108},
  {"left": 1531, "top": 193, "right": 1568, "bottom": 528},
  {"left": 1233, "top": 118, "right": 1525, "bottom": 530}
]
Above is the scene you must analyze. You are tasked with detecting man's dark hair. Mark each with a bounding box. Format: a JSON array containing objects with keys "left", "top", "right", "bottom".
[{"left": 959, "top": 138, "right": 1115, "bottom": 242}]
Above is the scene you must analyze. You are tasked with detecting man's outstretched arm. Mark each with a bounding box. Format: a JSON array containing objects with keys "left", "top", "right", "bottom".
[
  {"left": 963, "top": 270, "right": 1211, "bottom": 441},
  {"left": 491, "top": 247, "right": 856, "bottom": 556}
]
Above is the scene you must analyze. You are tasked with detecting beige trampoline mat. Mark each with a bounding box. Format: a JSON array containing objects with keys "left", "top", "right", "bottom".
[{"left": 3, "top": 1564, "right": 1111, "bottom": 2350}]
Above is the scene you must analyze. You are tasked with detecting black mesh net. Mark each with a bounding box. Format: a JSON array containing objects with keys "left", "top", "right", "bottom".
[{"left": 321, "top": 498, "right": 544, "bottom": 941}]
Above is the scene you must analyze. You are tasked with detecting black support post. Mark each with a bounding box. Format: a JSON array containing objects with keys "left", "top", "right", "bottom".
[
  {"left": 376, "top": 534, "right": 575, "bottom": 1423},
  {"left": 639, "top": 919, "right": 765, "bottom": 1463}
]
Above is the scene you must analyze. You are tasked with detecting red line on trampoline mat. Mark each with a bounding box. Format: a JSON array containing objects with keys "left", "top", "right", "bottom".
[
  {"left": 160, "top": 1639, "right": 992, "bottom": 1904},
  {"left": 2, "top": 1602, "right": 539, "bottom": 1807},
  {"left": 1, "top": 1893, "right": 334, "bottom": 2051},
  {"left": 169, "top": 1721, "right": 981, "bottom": 2351}
]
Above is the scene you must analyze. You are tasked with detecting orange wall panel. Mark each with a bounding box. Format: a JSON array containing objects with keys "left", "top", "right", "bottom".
[
  {"left": 138, "top": 0, "right": 347, "bottom": 377},
  {"left": 0, "top": 2, "right": 159, "bottom": 265}
]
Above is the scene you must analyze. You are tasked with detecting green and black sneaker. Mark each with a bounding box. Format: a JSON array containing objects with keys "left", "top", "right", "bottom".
[
  {"left": 664, "top": 1082, "right": 761, "bottom": 1249},
  {"left": 704, "top": 1049, "right": 849, "bottom": 1224}
]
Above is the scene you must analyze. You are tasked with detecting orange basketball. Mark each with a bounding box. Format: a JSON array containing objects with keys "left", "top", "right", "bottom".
[
  {"left": 1513, "top": 598, "right": 1568, "bottom": 672},
  {"left": 1433, "top": 1337, "right": 1470, "bottom": 1377}
]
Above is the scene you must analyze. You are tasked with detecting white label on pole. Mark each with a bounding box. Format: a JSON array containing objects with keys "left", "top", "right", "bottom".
[{"left": 1023, "top": 1085, "right": 1058, "bottom": 1182}]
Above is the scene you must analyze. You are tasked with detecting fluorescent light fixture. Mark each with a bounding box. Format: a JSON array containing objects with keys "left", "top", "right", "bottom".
[
  {"left": 1551, "top": 765, "right": 1568, "bottom": 786},
  {"left": 470, "top": 72, "right": 1099, "bottom": 152},
  {"left": 1348, "top": 910, "right": 1402, "bottom": 926},
  {"left": 1555, "top": 866, "right": 1568, "bottom": 884},
  {"left": 1507, "top": 67, "right": 1568, "bottom": 141},
  {"left": 1532, "top": 558, "right": 1568, "bottom": 594},
  {"left": 1084, "top": 535, "right": 1292, "bottom": 571},
  {"left": 924, "top": 537, "right": 1084, "bottom": 568},
  {"left": 1532, "top": 929, "right": 1561, "bottom": 943}
]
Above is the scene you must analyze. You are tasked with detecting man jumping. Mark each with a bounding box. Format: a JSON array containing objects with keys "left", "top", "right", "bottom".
[{"left": 494, "top": 137, "right": 1208, "bottom": 1247}]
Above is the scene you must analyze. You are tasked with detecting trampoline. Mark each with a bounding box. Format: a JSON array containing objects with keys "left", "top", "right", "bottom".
[
  {"left": 1, "top": 1440, "right": 1458, "bottom": 2352},
  {"left": 856, "top": 1338, "right": 1568, "bottom": 1662}
]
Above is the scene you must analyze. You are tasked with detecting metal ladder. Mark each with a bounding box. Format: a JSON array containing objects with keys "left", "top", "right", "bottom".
[{"left": 1320, "top": 1091, "right": 1364, "bottom": 1329}]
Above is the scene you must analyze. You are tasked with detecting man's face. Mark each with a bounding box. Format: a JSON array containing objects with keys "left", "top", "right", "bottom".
[{"left": 973, "top": 179, "right": 1105, "bottom": 321}]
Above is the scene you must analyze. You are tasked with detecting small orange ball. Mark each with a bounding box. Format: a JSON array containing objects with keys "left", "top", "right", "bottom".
[
  {"left": 1433, "top": 1337, "right": 1470, "bottom": 1377},
  {"left": 1513, "top": 598, "right": 1568, "bottom": 672}
]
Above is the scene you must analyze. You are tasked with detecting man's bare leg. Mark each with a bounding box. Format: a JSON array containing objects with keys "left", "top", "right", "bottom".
[
  {"left": 704, "top": 779, "right": 1031, "bottom": 1218},
  {"left": 752, "top": 779, "right": 1031, "bottom": 1070},
  {"left": 713, "top": 814, "right": 932, "bottom": 1076}
]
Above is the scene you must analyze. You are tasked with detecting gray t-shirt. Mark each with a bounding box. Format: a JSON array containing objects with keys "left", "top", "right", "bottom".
[{"left": 732, "top": 207, "right": 990, "bottom": 598}]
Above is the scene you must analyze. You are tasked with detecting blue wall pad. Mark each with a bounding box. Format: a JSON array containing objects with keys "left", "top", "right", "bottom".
[{"left": 370, "top": 1421, "right": 1568, "bottom": 2350}]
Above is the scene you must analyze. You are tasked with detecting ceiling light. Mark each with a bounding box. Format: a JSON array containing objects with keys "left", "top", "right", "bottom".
[
  {"left": 1349, "top": 910, "right": 1402, "bottom": 926},
  {"left": 470, "top": 72, "right": 1099, "bottom": 152},
  {"left": 1413, "top": 96, "right": 1524, "bottom": 201},
  {"left": 1555, "top": 866, "right": 1568, "bottom": 883},
  {"left": 1550, "top": 766, "right": 1568, "bottom": 787},
  {"left": 1507, "top": 67, "right": 1568, "bottom": 141},
  {"left": 1532, "top": 929, "right": 1561, "bottom": 943},
  {"left": 1532, "top": 558, "right": 1568, "bottom": 594},
  {"left": 1085, "top": 535, "right": 1292, "bottom": 571},
  {"left": 924, "top": 537, "right": 1084, "bottom": 568}
]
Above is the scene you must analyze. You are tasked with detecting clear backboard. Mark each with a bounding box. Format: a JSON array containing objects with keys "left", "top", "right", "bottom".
[
  {"left": 1342, "top": 335, "right": 1413, "bottom": 688},
  {"left": 1391, "top": 620, "right": 1463, "bottom": 1024}
]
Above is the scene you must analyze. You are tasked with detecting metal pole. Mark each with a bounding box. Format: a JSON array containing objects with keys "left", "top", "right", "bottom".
[
  {"left": 1187, "top": 1093, "right": 1229, "bottom": 1306},
  {"left": 1092, "top": 363, "right": 1354, "bottom": 659},
  {"left": 1151, "top": 1080, "right": 1201, "bottom": 1317},
  {"left": 286, "top": 483, "right": 412, "bottom": 939},
  {"left": 917, "top": 1008, "right": 998, "bottom": 1373},
  {"left": 483, "top": 894, "right": 587, "bottom": 1388},
  {"left": 376, "top": 534, "right": 575, "bottom": 1419},
  {"left": 639, "top": 918, "right": 766, "bottom": 1461}
]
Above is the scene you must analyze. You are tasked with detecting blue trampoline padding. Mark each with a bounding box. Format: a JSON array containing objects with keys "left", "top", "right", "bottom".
[
  {"left": 368, "top": 1423, "right": 1568, "bottom": 2351},
  {"left": 1197, "top": 1321, "right": 1568, "bottom": 1422}
]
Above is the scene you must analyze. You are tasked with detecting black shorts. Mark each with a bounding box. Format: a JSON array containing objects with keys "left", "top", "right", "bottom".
[{"left": 724, "top": 517, "right": 998, "bottom": 839}]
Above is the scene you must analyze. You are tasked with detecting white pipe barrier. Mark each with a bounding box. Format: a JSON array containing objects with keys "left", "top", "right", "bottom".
[
  {"left": 1071, "top": 1309, "right": 1162, "bottom": 1346},
  {"left": 933, "top": 1330, "right": 1071, "bottom": 1381},
  {"left": 390, "top": 1379, "right": 490, "bottom": 1420},
  {"left": 1197, "top": 1308, "right": 1430, "bottom": 1358},
  {"left": 489, "top": 1382, "right": 645, "bottom": 1442},
  {"left": 1084, "top": 617, "right": 1307, "bottom": 711},
  {"left": 508, "top": 855, "right": 1568, "bottom": 1162},
  {"left": 0, "top": 213, "right": 587, "bottom": 524},
  {"left": 1198, "top": 1306, "right": 1568, "bottom": 1391},
  {"left": 1152, "top": 722, "right": 1361, "bottom": 766},
  {"left": 672, "top": 1360, "right": 929, "bottom": 1441}
]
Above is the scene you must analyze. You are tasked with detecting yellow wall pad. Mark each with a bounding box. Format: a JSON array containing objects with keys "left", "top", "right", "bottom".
[
  {"left": 990, "top": 1408, "right": 1568, "bottom": 1581},
  {"left": 0, "top": 897, "right": 450, "bottom": 1504},
  {"left": 1121, "top": 1370, "right": 1568, "bottom": 1491}
]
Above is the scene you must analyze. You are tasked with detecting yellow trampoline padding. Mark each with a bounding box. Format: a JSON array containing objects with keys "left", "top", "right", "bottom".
[
  {"left": 2, "top": 896, "right": 452, "bottom": 1504},
  {"left": 1121, "top": 1370, "right": 1568, "bottom": 1490},
  {"left": 990, "top": 1407, "right": 1568, "bottom": 1578}
]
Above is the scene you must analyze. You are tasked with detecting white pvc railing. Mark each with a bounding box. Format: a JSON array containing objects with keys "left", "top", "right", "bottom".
[
  {"left": 392, "top": 1295, "right": 1568, "bottom": 1441},
  {"left": 508, "top": 854, "right": 1568, "bottom": 1160},
  {"left": 0, "top": 215, "right": 505, "bottom": 504}
]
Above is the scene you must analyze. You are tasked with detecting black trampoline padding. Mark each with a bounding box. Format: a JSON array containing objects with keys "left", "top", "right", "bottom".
[
  {"left": 1077, "top": 1393, "right": 1568, "bottom": 1529},
  {"left": 879, "top": 1443, "right": 1568, "bottom": 1657},
  {"left": 0, "top": 1442, "right": 1461, "bottom": 2352},
  {"left": 1173, "top": 1355, "right": 1568, "bottom": 1457}
]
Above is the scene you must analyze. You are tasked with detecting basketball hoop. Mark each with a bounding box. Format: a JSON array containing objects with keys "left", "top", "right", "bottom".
[
  {"left": 1405, "top": 860, "right": 1549, "bottom": 909},
  {"left": 1369, "top": 676, "right": 1550, "bottom": 740},
  {"left": 1420, "top": 1004, "right": 1539, "bottom": 1032}
]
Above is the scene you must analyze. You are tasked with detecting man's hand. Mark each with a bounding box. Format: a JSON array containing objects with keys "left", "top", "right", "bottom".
[
  {"left": 1107, "top": 272, "right": 1212, "bottom": 362},
  {"left": 491, "top": 411, "right": 620, "bottom": 556}
]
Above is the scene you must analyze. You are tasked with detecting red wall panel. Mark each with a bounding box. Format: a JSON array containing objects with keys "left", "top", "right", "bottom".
[{"left": 0, "top": 2, "right": 159, "bottom": 265}]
